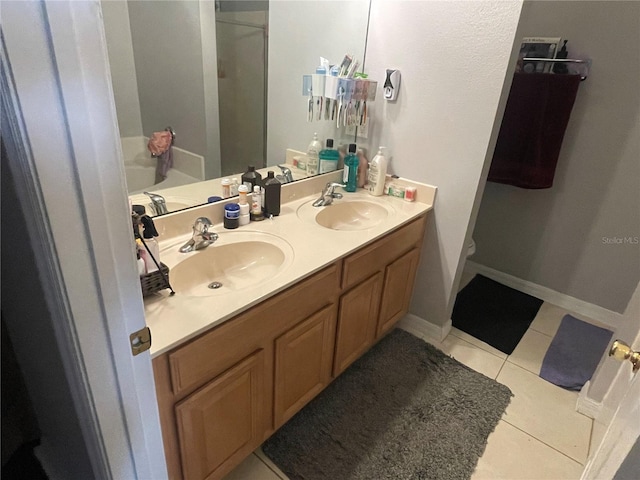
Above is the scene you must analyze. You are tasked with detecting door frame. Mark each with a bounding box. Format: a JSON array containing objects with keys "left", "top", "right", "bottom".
[{"left": 2, "top": 1, "right": 166, "bottom": 478}]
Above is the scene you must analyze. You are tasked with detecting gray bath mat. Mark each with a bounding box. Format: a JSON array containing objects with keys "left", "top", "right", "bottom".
[
  {"left": 540, "top": 314, "right": 613, "bottom": 390},
  {"left": 263, "top": 329, "right": 512, "bottom": 480}
]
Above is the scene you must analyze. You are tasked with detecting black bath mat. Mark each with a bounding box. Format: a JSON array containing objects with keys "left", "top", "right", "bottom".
[
  {"left": 452, "top": 274, "right": 543, "bottom": 354},
  {"left": 262, "top": 329, "right": 512, "bottom": 480}
]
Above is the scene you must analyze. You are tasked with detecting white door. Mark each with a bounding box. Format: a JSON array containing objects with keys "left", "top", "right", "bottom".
[
  {"left": 2, "top": 1, "right": 166, "bottom": 478},
  {"left": 583, "top": 359, "right": 639, "bottom": 478},
  {"left": 582, "top": 284, "right": 640, "bottom": 479}
]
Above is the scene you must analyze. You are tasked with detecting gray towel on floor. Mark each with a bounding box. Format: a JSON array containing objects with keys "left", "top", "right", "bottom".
[{"left": 540, "top": 314, "right": 613, "bottom": 390}]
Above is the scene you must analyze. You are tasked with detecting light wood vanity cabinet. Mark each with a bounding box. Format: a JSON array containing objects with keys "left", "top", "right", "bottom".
[
  {"left": 333, "top": 272, "right": 383, "bottom": 376},
  {"left": 174, "top": 350, "right": 266, "bottom": 480},
  {"left": 152, "top": 214, "right": 426, "bottom": 480},
  {"left": 377, "top": 247, "right": 421, "bottom": 338},
  {"left": 273, "top": 304, "right": 337, "bottom": 428},
  {"left": 334, "top": 215, "right": 426, "bottom": 375}
]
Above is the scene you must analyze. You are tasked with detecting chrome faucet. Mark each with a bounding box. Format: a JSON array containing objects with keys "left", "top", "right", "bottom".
[
  {"left": 276, "top": 165, "right": 294, "bottom": 183},
  {"left": 144, "top": 191, "right": 168, "bottom": 216},
  {"left": 312, "top": 182, "right": 346, "bottom": 207},
  {"left": 179, "top": 217, "right": 218, "bottom": 253}
]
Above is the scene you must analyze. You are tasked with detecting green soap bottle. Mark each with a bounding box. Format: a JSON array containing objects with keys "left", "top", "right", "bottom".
[
  {"left": 319, "top": 139, "right": 339, "bottom": 174},
  {"left": 343, "top": 143, "right": 358, "bottom": 192}
]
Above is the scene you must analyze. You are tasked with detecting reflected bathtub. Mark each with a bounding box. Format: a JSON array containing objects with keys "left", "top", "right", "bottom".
[{"left": 121, "top": 136, "right": 204, "bottom": 194}]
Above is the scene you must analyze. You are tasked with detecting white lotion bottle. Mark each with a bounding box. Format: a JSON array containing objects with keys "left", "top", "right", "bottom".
[
  {"left": 368, "top": 147, "right": 388, "bottom": 196},
  {"left": 306, "top": 133, "right": 322, "bottom": 176}
]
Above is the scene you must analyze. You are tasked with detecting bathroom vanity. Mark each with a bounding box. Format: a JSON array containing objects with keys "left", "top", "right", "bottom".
[{"left": 144, "top": 174, "right": 435, "bottom": 479}]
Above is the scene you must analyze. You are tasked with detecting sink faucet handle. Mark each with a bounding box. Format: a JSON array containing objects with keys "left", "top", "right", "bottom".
[
  {"left": 180, "top": 217, "right": 217, "bottom": 253},
  {"left": 144, "top": 191, "right": 165, "bottom": 202},
  {"left": 277, "top": 165, "right": 294, "bottom": 183},
  {"left": 193, "top": 217, "right": 213, "bottom": 233},
  {"left": 191, "top": 217, "right": 218, "bottom": 246},
  {"left": 325, "top": 182, "right": 346, "bottom": 195},
  {"left": 143, "top": 191, "right": 168, "bottom": 215}
]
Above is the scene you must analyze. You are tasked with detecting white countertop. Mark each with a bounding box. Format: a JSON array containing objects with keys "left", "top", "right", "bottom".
[{"left": 144, "top": 183, "right": 435, "bottom": 358}]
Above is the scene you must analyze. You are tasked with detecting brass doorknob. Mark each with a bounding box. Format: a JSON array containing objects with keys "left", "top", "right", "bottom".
[{"left": 609, "top": 340, "right": 640, "bottom": 373}]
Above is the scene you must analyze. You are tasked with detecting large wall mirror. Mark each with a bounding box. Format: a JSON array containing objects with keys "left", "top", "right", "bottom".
[{"left": 101, "top": 0, "right": 371, "bottom": 215}]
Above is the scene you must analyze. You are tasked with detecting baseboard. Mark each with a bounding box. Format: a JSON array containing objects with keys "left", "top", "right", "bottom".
[
  {"left": 464, "top": 261, "right": 622, "bottom": 330},
  {"left": 397, "top": 314, "right": 452, "bottom": 342},
  {"left": 577, "top": 381, "right": 602, "bottom": 419}
]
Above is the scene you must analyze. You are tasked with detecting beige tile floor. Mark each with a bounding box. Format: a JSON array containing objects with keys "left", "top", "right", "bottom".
[{"left": 224, "top": 272, "right": 599, "bottom": 479}]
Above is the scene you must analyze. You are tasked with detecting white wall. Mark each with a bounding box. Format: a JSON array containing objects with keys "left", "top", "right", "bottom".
[
  {"left": 365, "top": 0, "right": 523, "bottom": 327},
  {"left": 127, "top": 0, "right": 206, "bottom": 155},
  {"left": 472, "top": 1, "right": 640, "bottom": 314},
  {"left": 267, "top": 0, "right": 370, "bottom": 164},
  {"left": 101, "top": 0, "right": 142, "bottom": 137},
  {"left": 127, "top": 0, "right": 222, "bottom": 179}
]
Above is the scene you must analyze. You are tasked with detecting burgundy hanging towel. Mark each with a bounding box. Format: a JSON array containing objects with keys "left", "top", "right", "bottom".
[{"left": 488, "top": 73, "right": 581, "bottom": 189}]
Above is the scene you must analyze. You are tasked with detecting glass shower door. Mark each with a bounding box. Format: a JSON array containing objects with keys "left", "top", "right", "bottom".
[{"left": 215, "top": 1, "right": 268, "bottom": 176}]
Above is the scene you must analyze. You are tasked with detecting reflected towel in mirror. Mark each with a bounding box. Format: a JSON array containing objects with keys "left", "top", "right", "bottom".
[
  {"left": 148, "top": 131, "right": 174, "bottom": 184},
  {"left": 153, "top": 148, "right": 173, "bottom": 184},
  {"left": 147, "top": 130, "right": 172, "bottom": 156}
]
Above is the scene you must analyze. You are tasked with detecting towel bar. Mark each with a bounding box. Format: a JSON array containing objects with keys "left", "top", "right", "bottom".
[{"left": 522, "top": 57, "right": 592, "bottom": 80}]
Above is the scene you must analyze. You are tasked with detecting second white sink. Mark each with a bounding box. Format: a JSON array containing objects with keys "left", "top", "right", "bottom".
[{"left": 297, "top": 195, "right": 394, "bottom": 231}]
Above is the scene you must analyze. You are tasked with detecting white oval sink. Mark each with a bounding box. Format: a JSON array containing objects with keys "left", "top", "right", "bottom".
[
  {"left": 297, "top": 196, "right": 394, "bottom": 231},
  {"left": 161, "top": 232, "right": 294, "bottom": 297}
]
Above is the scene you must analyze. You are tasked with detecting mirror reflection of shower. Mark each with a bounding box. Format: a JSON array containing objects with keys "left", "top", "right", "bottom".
[{"left": 215, "top": 0, "right": 268, "bottom": 177}]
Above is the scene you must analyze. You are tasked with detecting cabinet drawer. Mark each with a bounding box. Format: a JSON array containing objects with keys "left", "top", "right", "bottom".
[
  {"left": 341, "top": 215, "right": 426, "bottom": 290},
  {"left": 169, "top": 263, "right": 340, "bottom": 397}
]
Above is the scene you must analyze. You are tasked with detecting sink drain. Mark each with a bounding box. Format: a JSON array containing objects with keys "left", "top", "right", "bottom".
[{"left": 208, "top": 281, "right": 223, "bottom": 289}]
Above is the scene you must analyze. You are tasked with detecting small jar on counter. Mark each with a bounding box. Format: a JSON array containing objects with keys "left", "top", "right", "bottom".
[
  {"left": 404, "top": 186, "right": 417, "bottom": 202},
  {"left": 239, "top": 203, "right": 250, "bottom": 226},
  {"left": 223, "top": 203, "right": 240, "bottom": 229}
]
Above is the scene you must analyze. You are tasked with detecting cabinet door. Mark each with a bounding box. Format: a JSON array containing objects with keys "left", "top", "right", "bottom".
[
  {"left": 333, "top": 272, "right": 383, "bottom": 376},
  {"left": 175, "top": 350, "right": 266, "bottom": 480},
  {"left": 377, "top": 248, "right": 421, "bottom": 338},
  {"left": 274, "top": 304, "right": 337, "bottom": 427}
]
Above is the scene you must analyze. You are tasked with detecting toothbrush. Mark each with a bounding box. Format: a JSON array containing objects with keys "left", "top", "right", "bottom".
[
  {"left": 338, "top": 54, "right": 353, "bottom": 77},
  {"left": 338, "top": 101, "right": 343, "bottom": 128},
  {"left": 307, "top": 85, "right": 313, "bottom": 122},
  {"left": 360, "top": 82, "right": 368, "bottom": 126}
]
